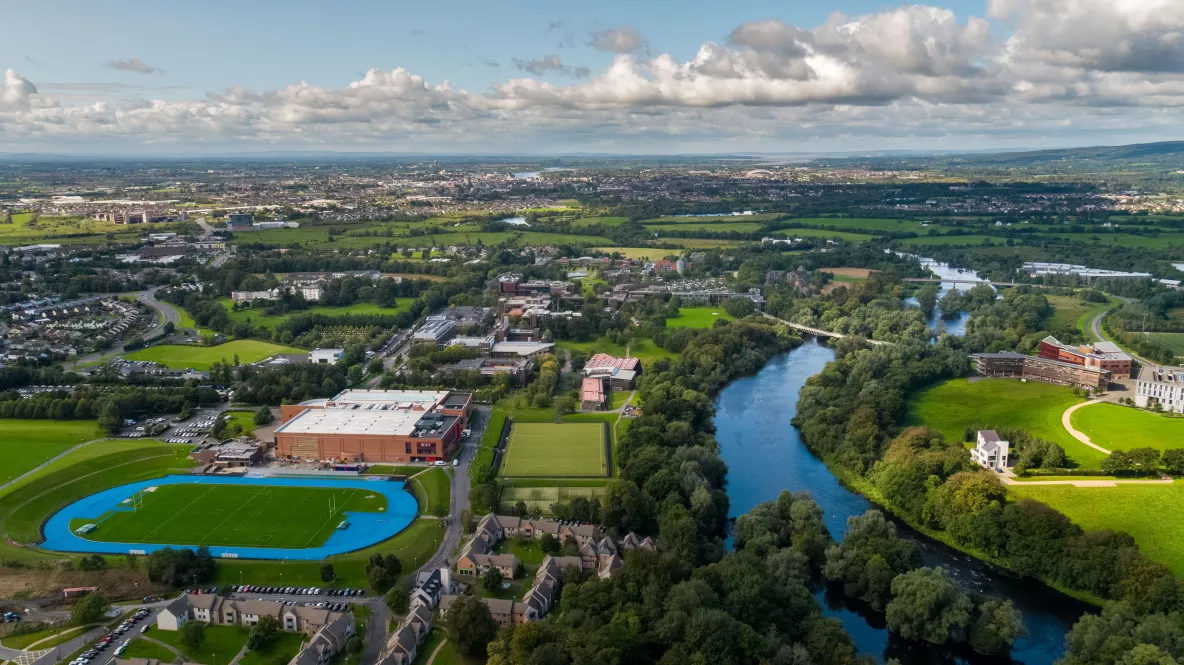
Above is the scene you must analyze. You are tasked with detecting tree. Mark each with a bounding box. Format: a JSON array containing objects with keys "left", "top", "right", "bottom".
[
  {"left": 365, "top": 553, "right": 402, "bottom": 593},
  {"left": 346, "top": 635, "right": 363, "bottom": 655},
  {"left": 320, "top": 563, "right": 335, "bottom": 583},
  {"left": 968, "top": 598, "right": 1026, "bottom": 656},
  {"left": 885, "top": 567, "right": 972, "bottom": 645},
  {"left": 70, "top": 592, "right": 109, "bottom": 625},
  {"left": 97, "top": 401, "right": 122, "bottom": 434},
  {"left": 254, "top": 406, "right": 274, "bottom": 426},
  {"left": 514, "top": 501, "right": 528, "bottom": 517},
  {"left": 539, "top": 533, "right": 560, "bottom": 554},
  {"left": 348, "top": 364, "right": 363, "bottom": 384},
  {"left": 443, "top": 595, "right": 498, "bottom": 657},
  {"left": 384, "top": 587, "right": 409, "bottom": 614},
  {"left": 823, "top": 510, "right": 921, "bottom": 610},
  {"left": 1162, "top": 449, "right": 1184, "bottom": 475},
  {"left": 483, "top": 568, "right": 505, "bottom": 594},
  {"left": 247, "top": 615, "right": 281, "bottom": 651},
  {"left": 181, "top": 621, "right": 206, "bottom": 653},
  {"left": 163, "top": 321, "right": 176, "bottom": 335}
]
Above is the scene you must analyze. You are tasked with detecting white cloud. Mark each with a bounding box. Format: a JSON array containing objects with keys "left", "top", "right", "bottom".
[
  {"left": 4, "top": 1, "right": 1184, "bottom": 151},
  {"left": 589, "top": 25, "right": 647, "bottom": 53},
  {"left": 104, "top": 58, "right": 160, "bottom": 74}
]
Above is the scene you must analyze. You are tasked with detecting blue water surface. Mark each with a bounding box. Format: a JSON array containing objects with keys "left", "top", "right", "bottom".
[{"left": 40, "top": 475, "right": 419, "bottom": 560}]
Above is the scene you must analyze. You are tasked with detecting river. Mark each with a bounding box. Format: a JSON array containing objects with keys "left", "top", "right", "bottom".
[{"left": 714, "top": 339, "right": 1088, "bottom": 664}]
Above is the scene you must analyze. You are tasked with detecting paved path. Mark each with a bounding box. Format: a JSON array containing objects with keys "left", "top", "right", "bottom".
[
  {"left": 760, "top": 312, "right": 889, "bottom": 346},
  {"left": 1062, "top": 401, "right": 1113, "bottom": 454},
  {"left": 140, "top": 636, "right": 185, "bottom": 662},
  {"left": 225, "top": 643, "right": 249, "bottom": 665},
  {"left": 424, "top": 638, "right": 446, "bottom": 665},
  {"left": 0, "top": 437, "right": 110, "bottom": 493}
]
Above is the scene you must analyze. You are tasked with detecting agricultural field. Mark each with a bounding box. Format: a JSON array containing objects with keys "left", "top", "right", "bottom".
[
  {"left": 904, "top": 378, "right": 1105, "bottom": 468},
  {"left": 499, "top": 484, "right": 608, "bottom": 515},
  {"left": 665, "top": 306, "right": 735, "bottom": 329},
  {"left": 70, "top": 484, "right": 387, "bottom": 548},
  {"left": 1057, "top": 233, "right": 1184, "bottom": 249},
  {"left": 1043, "top": 295, "right": 1112, "bottom": 336},
  {"left": 1009, "top": 482, "right": 1184, "bottom": 576},
  {"left": 589, "top": 247, "right": 674, "bottom": 261},
  {"left": 0, "top": 419, "right": 103, "bottom": 485},
  {"left": 1070, "top": 403, "right": 1184, "bottom": 452},
  {"left": 570, "top": 216, "right": 629, "bottom": 228},
  {"left": 770, "top": 228, "right": 878, "bottom": 242},
  {"left": 220, "top": 298, "right": 413, "bottom": 329},
  {"left": 501, "top": 422, "right": 608, "bottom": 477},
  {"left": 125, "top": 340, "right": 303, "bottom": 369},
  {"left": 788, "top": 217, "right": 929, "bottom": 232},
  {"left": 897, "top": 235, "right": 1010, "bottom": 247},
  {"left": 645, "top": 222, "right": 764, "bottom": 233},
  {"left": 641, "top": 213, "right": 782, "bottom": 223}
]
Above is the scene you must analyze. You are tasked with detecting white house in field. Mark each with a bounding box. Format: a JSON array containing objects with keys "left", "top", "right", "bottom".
[{"left": 971, "top": 430, "right": 1009, "bottom": 470}]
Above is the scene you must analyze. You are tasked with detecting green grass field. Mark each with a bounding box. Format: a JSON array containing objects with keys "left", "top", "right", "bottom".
[
  {"left": 897, "top": 235, "right": 1009, "bottom": 247},
  {"left": 1070, "top": 403, "right": 1184, "bottom": 452},
  {"left": 1009, "top": 482, "right": 1184, "bottom": 576},
  {"left": 222, "top": 411, "right": 257, "bottom": 435},
  {"left": 153, "top": 624, "right": 249, "bottom": 665},
  {"left": 238, "top": 631, "right": 308, "bottom": 665},
  {"left": 905, "top": 378, "right": 1106, "bottom": 468},
  {"left": 125, "top": 340, "right": 303, "bottom": 369},
  {"left": 221, "top": 298, "right": 414, "bottom": 330},
  {"left": 410, "top": 467, "right": 450, "bottom": 515},
  {"left": 1148, "top": 332, "right": 1184, "bottom": 359},
  {"left": 0, "top": 624, "right": 89, "bottom": 649},
  {"left": 71, "top": 483, "right": 387, "bottom": 548},
  {"left": 556, "top": 337, "right": 676, "bottom": 363},
  {"left": 589, "top": 247, "right": 674, "bottom": 261},
  {"left": 501, "top": 422, "right": 607, "bottom": 477},
  {"left": 0, "top": 419, "right": 102, "bottom": 485},
  {"left": 666, "top": 306, "right": 735, "bottom": 329},
  {"left": 121, "top": 638, "right": 178, "bottom": 661},
  {"left": 499, "top": 484, "right": 607, "bottom": 514}
]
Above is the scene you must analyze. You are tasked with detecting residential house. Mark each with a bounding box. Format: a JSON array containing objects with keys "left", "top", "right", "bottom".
[{"left": 971, "top": 430, "right": 1009, "bottom": 470}]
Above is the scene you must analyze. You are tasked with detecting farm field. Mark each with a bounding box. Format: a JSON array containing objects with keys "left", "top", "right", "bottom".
[
  {"left": 665, "top": 306, "right": 735, "bottom": 328},
  {"left": 1043, "top": 295, "right": 1112, "bottom": 335},
  {"left": 501, "top": 422, "right": 607, "bottom": 477},
  {"left": 1070, "top": 403, "right": 1184, "bottom": 452},
  {"left": 499, "top": 484, "right": 607, "bottom": 515},
  {"left": 220, "top": 298, "right": 413, "bottom": 329},
  {"left": 589, "top": 247, "right": 673, "bottom": 261},
  {"left": 0, "top": 419, "right": 103, "bottom": 485},
  {"left": 897, "top": 235, "right": 1010, "bottom": 247},
  {"left": 71, "top": 483, "right": 387, "bottom": 548},
  {"left": 570, "top": 216, "right": 629, "bottom": 228},
  {"left": 788, "top": 217, "right": 928, "bottom": 232},
  {"left": 556, "top": 337, "right": 677, "bottom": 363},
  {"left": 771, "top": 228, "right": 877, "bottom": 242},
  {"left": 645, "top": 222, "right": 764, "bottom": 233},
  {"left": 1057, "top": 233, "right": 1184, "bottom": 249},
  {"left": 1009, "top": 482, "right": 1184, "bottom": 576},
  {"left": 125, "top": 340, "right": 303, "bottom": 369},
  {"left": 641, "top": 213, "right": 781, "bottom": 223},
  {"left": 905, "top": 378, "right": 1105, "bottom": 468}
]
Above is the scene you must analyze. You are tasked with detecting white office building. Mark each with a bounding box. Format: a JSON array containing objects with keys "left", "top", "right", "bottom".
[{"left": 1135, "top": 365, "right": 1184, "bottom": 413}]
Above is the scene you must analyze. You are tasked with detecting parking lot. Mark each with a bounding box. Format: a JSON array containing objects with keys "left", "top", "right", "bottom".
[
  {"left": 70, "top": 607, "right": 152, "bottom": 665},
  {"left": 206, "top": 585, "right": 367, "bottom": 610}
]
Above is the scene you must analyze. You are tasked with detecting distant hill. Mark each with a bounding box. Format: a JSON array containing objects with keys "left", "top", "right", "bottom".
[{"left": 813, "top": 140, "right": 1184, "bottom": 174}]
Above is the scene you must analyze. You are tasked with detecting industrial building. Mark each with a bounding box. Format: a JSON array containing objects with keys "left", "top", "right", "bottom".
[
  {"left": 1134, "top": 364, "right": 1184, "bottom": 413},
  {"left": 1039, "top": 336, "right": 1133, "bottom": 379},
  {"left": 274, "top": 390, "right": 473, "bottom": 463},
  {"left": 971, "top": 351, "right": 1111, "bottom": 391}
]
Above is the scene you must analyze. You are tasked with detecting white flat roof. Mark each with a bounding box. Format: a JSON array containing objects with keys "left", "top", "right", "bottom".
[
  {"left": 274, "top": 408, "right": 427, "bottom": 437},
  {"left": 329, "top": 389, "right": 449, "bottom": 407}
]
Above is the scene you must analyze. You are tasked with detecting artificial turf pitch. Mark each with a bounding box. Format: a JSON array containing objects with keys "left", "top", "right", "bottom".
[
  {"left": 74, "top": 484, "right": 386, "bottom": 548},
  {"left": 500, "top": 422, "right": 608, "bottom": 478}
]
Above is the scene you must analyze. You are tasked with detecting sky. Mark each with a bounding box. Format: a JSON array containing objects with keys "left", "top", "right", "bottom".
[{"left": 2, "top": 0, "right": 1183, "bottom": 155}]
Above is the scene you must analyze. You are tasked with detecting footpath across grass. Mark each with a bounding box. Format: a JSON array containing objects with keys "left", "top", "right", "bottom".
[
  {"left": 238, "top": 631, "right": 307, "bottom": 665},
  {"left": 1, "top": 624, "right": 89, "bottom": 649},
  {"left": 122, "top": 638, "right": 179, "bottom": 661},
  {"left": 0, "top": 419, "right": 102, "bottom": 485},
  {"left": 1072, "top": 403, "right": 1184, "bottom": 452},
  {"left": 125, "top": 340, "right": 303, "bottom": 370},
  {"left": 1010, "top": 482, "right": 1184, "bottom": 576},
  {"left": 905, "top": 378, "right": 1105, "bottom": 468}
]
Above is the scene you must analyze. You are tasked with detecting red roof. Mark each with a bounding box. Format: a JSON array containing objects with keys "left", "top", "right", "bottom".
[
  {"left": 585, "top": 354, "right": 640, "bottom": 372},
  {"left": 581, "top": 377, "right": 605, "bottom": 403}
]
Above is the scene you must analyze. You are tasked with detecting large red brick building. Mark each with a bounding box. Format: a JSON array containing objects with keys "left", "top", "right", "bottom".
[
  {"left": 1038, "top": 336, "right": 1133, "bottom": 379},
  {"left": 273, "top": 390, "right": 472, "bottom": 463}
]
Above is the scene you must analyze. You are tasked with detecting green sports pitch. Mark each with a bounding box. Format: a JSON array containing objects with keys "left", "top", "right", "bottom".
[
  {"left": 500, "top": 422, "right": 608, "bottom": 477},
  {"left": 70, "top": 485, "right": 387, "bottom": 548}
]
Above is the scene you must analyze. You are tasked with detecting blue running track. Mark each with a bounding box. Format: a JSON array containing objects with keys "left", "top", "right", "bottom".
[{"left": 40, "top": 475, "right": 418, "bottom": 560}]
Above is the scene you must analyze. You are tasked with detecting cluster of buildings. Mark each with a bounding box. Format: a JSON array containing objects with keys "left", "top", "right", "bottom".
[
  {"left": 378, "top": 568, "right": 454, "bottom": 665},
  {"left": 1038, "top": 336, "right": 1133, "bottom": 379},
  {"left": 607, "top": 279, "right": 766, "bottom": 310},
  {"left": 231, "top": 271, "right": 384, "bottom": 303},
  {"left": 94, "top": 209, "right": 179, "bottom": 224},
  {"left": 5, "top": 297, "right": 146, "bottom": 361},
  {"left": 971, "top": 350, "right": 1112, "bottom": 391},
  {"left": 440, "top": 513, "right": 655, "bottom": 626},
  {"left": 412, "top": 303, "right": 556, "bottom": 383},
  {"left": 272, "top": 389, "right": 473, "bottom": 464},
  {"left": 580, "top": 353, "right": 641, "bottom": 410},
  {"left": 154, "top": 594, "right": 353, "bottom": 665}
]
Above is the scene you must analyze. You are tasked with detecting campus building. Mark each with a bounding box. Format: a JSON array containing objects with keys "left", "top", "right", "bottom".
[
  {"left": 274, "top": 390, "right": 473, "bottom": 463},
  {"left": 970, "top": 430, "right": 1010, "bottom": 470},
  {"left": 583, "top": 353, "right": 641, "bottom": 389},
  {"left": 1134, "top": 364, "right": 1184, "bottom": 413},
  {"left": 971, "top": 351, "right": 1111, "bottom": 391},
  {"left": 1038, "top": 336, "right": 1133, "bottom": 379}
]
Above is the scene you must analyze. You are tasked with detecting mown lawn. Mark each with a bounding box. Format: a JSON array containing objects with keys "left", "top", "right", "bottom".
[
  {"left": 0, "top": 419, "right": 103, "bottom": 485},
  {"left": 665, "top": 306, "right": 735, "bottom": 329},
  {"left": 238, "top": 631, "right": 307, "bottom": 665},
  {"left": 121, "top": 638, "right": 179, "bottom": 661},
  {"left": 1070, "top": 403, "right": 1184, "bottom": 452},
  {"left": 1, "top": 624, "right": 89, "bottom": 649},
  {"left": 153, "top": 624, "right": 249, "bottom": 664},
  {"left": 220, "top": 298, "right": 414, "bottom": 330},
  {"left": 905, "top": 378, "right": 1105, "bottom": 468},
  {"left": 1010, "top": 482, "right": 1184, "bottom": 576},
  {"left": 125, "top": 340, "right": 303, "bottom": 369},
  {"left": 556, "top": 337, "right": 676, "bottom": 363},
  {"left": 411, "top": 467, "right": 451, "bottom": 515}
]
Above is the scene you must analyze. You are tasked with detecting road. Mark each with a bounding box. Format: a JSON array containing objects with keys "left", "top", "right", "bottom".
[
  {"left": 137, "top": 287, "right": 182, "bottom": 337},
  {"left": 361, "top": 406, "right": 485, "bottom": 664},
  {"left": 1085, "top": 303, "right": 1153, "bottom": 364},
  {"left": 0, "top": 602, "right": 170, "bottom": 665}
]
